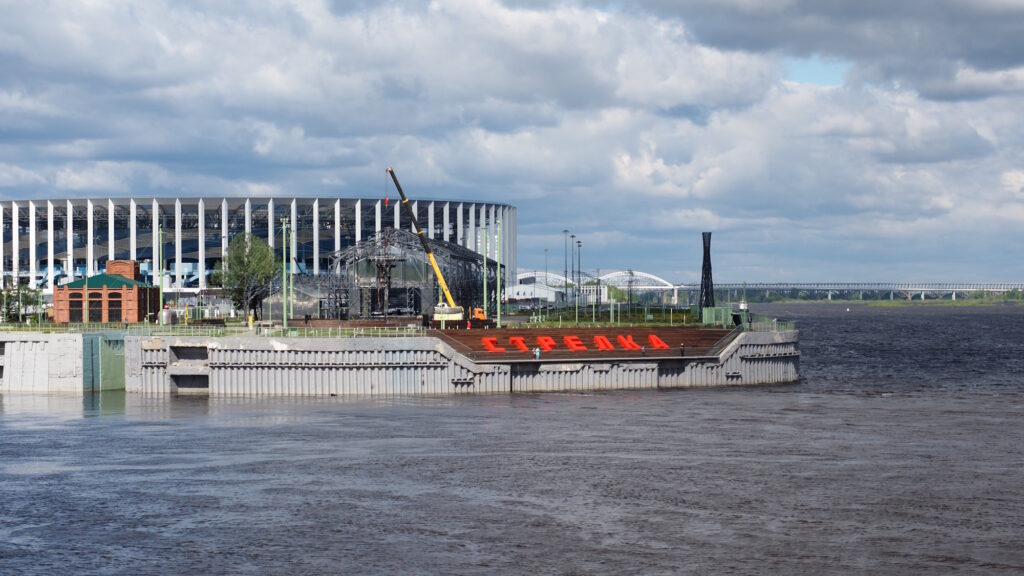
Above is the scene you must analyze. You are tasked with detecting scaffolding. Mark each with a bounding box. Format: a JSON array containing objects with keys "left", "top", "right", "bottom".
[{"left": 284, "top": 228, "right": 501, "bottom": 320}]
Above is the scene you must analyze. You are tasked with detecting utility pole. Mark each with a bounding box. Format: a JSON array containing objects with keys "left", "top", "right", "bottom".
[
  {"left": 83, "top": 266, "right": 88, "bottom": 325},
  {"left": 289, "top": 227, "right": 294, "bottom": 321},
  {"left": 570, "top": 233, "right": 576, "bottom": 314},
  {"left": 575, "top": 239, "right": 581, "bottom": 324},
  {"left": 482, "top": 231, "right": 488, "bottom": 320},
  {"left": 562, "top": 229, "right": 568, "bottom": 313},
  {"left": 282, "top": 218, "right": 288, "bottom": 330},
  {"left": 496, "top": 219, "right": 501, "bottom": 328},
  {"left": 157, "top": 223, "right": 163, "bottom": 323}
]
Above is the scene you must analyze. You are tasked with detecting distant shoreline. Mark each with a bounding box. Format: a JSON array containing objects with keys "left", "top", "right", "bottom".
[{"left": 745, "top": 298, "right": 1021, "bottom": 308}]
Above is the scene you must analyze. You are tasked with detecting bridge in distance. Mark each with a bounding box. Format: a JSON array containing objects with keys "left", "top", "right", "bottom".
[{"left": 517, "top": 271, "right": 1024, "bottom": 300}]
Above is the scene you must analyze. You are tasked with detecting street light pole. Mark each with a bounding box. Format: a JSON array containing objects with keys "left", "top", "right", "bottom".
[
  {"left": 565, "top": 226, "right": 573, "bottom": 311},
  {"left": 543, "top": 248, "right": 548, "bottom": 319},
  {"left": 569, "top": 233, "right": 576, "bottom": 312},
  {"left": 575, "top": 239, "right": 581, "bottom": 324},
  {"left": 496, "top": 219, "right": 501, "bottom": 329},
  {"left": 157, "top": 223, "right": 163, "bottom": 323},
  {"left": 282, "top": 218, "right": 288, "bottom": 330}
]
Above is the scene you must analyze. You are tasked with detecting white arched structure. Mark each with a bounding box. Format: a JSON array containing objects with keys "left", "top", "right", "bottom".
[
  {"left": 599, "top": 270, "right": 675, "bottom": 291},
  {"left": 517, "top": 270, "right": 573, "bottom": 288}
]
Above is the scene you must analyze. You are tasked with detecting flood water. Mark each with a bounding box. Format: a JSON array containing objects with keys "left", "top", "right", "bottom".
[{"left": 2, "top": 304, "right": 1024, "bottom": 574}]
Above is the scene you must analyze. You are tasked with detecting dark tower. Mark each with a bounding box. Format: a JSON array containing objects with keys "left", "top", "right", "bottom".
[{"left": 698, "top": 232, "right": 714, "bottom": 313}]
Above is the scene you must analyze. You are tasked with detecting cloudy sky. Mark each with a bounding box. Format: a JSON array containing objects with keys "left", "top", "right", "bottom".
[{"left": 2, "top": 1, "right": 1023, "bottom": 282}]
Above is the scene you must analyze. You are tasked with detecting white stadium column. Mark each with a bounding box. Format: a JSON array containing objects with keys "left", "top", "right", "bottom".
[
  {"left": 47, "top": 201, "right": 54, "bottom": 292},
  {"left": 411, "top": 201, "right": 418, "bottom": 233},
  {"left": 337, "top": 199, "right": 343, "bottom": 274},
  {"left": 11, "top": 202, "right": 17, "bottom": 284},
  {"left": 198, "top": 198, "right": 206, "bottom": 290},
  {"left": 352, "top": 199, "right": 359, "bottom": 245},
  {"left": 468, "top": 203, "right": 475, "bottom": 252},
  {"left": 0, "top": 205, "right": 4, "bottom": 286},
  {"left": 267, "top": 198, "right": 275, "bottom": 249},
  {"left": 130, "top": 199, "right": 137, "bottom": 261},
  {"left": 489, "top": 204, "right": 496, "bottom": 259},
  {"left": 312, "top": 198, "right": 320, "bottom": 276},
  {"left": 86, "top": 199, "right": 93, "bottom": 276},
  {"left": 428, "top": 202, "right": 435, "bottom": 239},
  {"left": 175, "top": 198, "right": 182, "bottom": 289},
  {"left": 28, "top": 201, "right": 36, "bottom": 288},
  {"left": 67, "top": 200, "right": 74, "bottom": 280},
  {"left": 480, "top": 204, "right": 488, "bottom": 256},
  {"left": 457, "top": 203, "right": 463, "bottom": 247},
  {"left": 394, "top": 200, "right": 400, "bottom": 229},
  {"left": 244, "top": 198, "right": 251, "bottom": 236},
  {"left": 375, "top": 200, "right": 381, "bottom": 236},
  {"left": 152, "top": 199, "right": 159, "bottom": 286},
  {"left": 290, "top": 199, "right": 297, "bottom": 275},
  {"left": 108, "top": 199, "right": 115, "bottom": 263},
  {"left": 443, "top": 202, "right": 450, "bottom": 243},
  {"left": 221, "top": 199, "right": 228, "bottom": 272}
]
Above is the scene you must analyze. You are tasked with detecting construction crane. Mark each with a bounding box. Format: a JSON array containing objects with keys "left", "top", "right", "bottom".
[{"left": 386, "top": 167, "right": 465, "bottom": 322}]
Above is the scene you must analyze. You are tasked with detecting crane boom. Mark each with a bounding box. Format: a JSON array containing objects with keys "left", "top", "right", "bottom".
[{"left": 386, "top": 167, "right": 463, "bottom": 321}]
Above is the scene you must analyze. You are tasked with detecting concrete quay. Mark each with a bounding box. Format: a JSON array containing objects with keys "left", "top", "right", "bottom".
[
  {"left": 0, "top": 326, "right": 799, "bottom": 396},
  {"left": 124, "top": 328, "right": 798, "bottom": 396}
]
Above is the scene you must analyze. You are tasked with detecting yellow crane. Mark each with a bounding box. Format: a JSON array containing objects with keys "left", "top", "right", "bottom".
[{"left": 386, "top": 167, "right": 466, "bottom": 322}]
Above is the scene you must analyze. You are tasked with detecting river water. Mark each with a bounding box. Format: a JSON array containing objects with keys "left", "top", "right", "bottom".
[{"left": 2, "top": 304, "right": 1023, "bottom": 574}]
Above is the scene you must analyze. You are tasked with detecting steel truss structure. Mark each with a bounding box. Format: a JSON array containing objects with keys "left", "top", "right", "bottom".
[{"left": 296, "top": 228, "right": 502, "bottom": 319}]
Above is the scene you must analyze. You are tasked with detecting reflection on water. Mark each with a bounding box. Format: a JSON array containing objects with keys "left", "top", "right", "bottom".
[{"left": 1, "top": 305, "right": 1023, "bottom": 574}]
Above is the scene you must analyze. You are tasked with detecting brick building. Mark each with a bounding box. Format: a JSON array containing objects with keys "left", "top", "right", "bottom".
[{"left": 53, "top": 260, "right": 161, "bottom": 323}]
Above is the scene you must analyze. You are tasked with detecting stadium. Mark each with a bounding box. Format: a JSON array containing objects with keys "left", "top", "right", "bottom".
[{"left": 1, "top": 195, "right": 517, "bottom": 318}]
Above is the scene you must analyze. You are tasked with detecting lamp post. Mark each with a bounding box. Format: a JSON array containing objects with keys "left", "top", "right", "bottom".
[
  {"left": 157, "top": 222, "right": 163, "bottom": 323},
  {"left": 496, "top": 219, "right": 501, "bottom": 329},
  {"left": 569, "top": 233, "right": 576, "bottom": 311},
  {"left": 281, "top": 218, "right": 288, "bottom": 330},
  {"left": 575, "top": 239, "right": 581, "bottom": 324},
  {"left": 83, "top": 266, "right": 88, "bottom": 326},
  {"left": 565, "top": 226, "right": 573, "bottom": 311},
  {"left": 143, "top": 259, "right": 151, "bottom": 324},
  {"left": 543, "top": 248, "right": 548, "bottom": 319},
  {"left": 482, "top": 230, "right": 488, "bottom": 319}
]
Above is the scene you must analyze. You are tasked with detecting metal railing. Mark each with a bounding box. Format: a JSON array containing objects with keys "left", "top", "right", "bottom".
[
  {"left": 745, "top": 318, "right": 797, "bottom": 333},
  {"left": 0, "top": 322, "right": 427, "bottom": 339}
]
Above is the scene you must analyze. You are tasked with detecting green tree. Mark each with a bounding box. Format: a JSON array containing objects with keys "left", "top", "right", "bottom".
[
  {"left": 223, "top": 233, "right": 276, "bottom": 320},
  {"left": 1, "top": 281, "right": 41, "bottom": 323}
]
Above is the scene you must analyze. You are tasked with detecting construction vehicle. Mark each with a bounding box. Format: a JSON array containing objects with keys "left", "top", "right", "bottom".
[{"left": 386, "top": 167, "right": 465, "bottom": 322}]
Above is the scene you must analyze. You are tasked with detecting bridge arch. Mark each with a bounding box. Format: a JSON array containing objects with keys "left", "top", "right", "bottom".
[
  {"left": 517, "top": 270, "right": 573, "bottom": 287},
  {"left": 599, "top": 270, "right": 675, "bottom": 291}
]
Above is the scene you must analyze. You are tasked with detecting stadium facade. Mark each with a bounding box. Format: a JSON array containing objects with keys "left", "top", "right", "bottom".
[{"left": 1, "top": 196, "right": 517, "bottom": 296}]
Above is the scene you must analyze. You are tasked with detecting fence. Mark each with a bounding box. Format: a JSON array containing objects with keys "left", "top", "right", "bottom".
[{"left": 0, "top": 322, "right": 427, "bottom": 339}]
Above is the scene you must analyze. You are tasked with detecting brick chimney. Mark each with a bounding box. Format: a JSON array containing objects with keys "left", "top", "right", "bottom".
[{"left": 106, "top": 260, "right": 140, "bottom": 281}]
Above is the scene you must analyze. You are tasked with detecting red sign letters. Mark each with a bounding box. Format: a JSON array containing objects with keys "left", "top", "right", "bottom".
[{"left": 481, "top": 333, "right": 672, "bottom": 353}]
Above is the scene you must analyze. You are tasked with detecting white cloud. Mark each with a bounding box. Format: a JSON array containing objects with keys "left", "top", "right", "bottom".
[
  {"left": 0, "top": 163, "right": 46, "bottom": 187},
  {"left": 55, "top": 163, "right": 130, "bottom": 192},
  {"left": 0, "top": 1, "right": 1021, "bottom": 280},
  {"left": 1002, "top": 170, "right": 1024, "bottom": 196}
]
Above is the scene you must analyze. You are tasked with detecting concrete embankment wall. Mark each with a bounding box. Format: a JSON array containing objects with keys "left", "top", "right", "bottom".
[
  {"left": 0, "top": 333, "right": 84, "bottom": 393},
  {"left": 125, "top": 330, "right": 799, "bottom": 396},
  {"left": 126, "top": 336, "right": 510, "bottom": 396},
  {"left": 511, "top": 330, "right": 799, "bottom": 393},
  {"left": 0, "top": 332, "right": 127, "bottom": 394}
]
